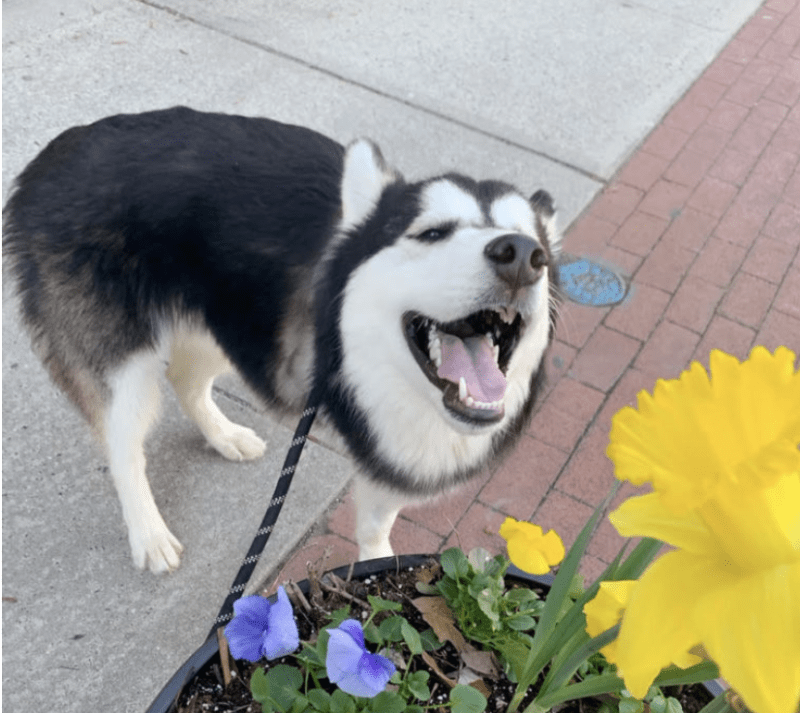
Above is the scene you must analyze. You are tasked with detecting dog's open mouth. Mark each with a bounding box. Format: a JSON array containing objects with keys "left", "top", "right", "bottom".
[{"left": 403, "top": 308, "right": 524, "bottom": 424}]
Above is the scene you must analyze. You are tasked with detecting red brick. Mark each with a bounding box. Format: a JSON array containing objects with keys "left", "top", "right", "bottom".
[
  {"left": 663, "top": 100, "right": 710, "bottom": 134},
  {"left": 545, "top": 340, "right": 578, "bottom": 392},
  {"left": 596, "top": 368, "right": 662, "bottom": 432},
  {"left": 710, "top": 147, "right": 760, "bottom": 185},
  {"left": 749, "top": 98, "right": 791, "bottom": 128},
  {"left": 442, "top": 501, "right": 508, "bottom": 556},
  {"left": 615, "top": 151, "right": 670, "bottom": 192},
  {"left": 533, "top": 490, "right": 596, "bottom": 550},
  {"left": 774, "top": 265, "right": 800, "bottom": 319},
  {"left": 636, "top": 238, "right": 696, "bottom": 292},
  {"left": 662, "top": 206, "right": 719, "bottom": 251},
  {"left": 687, "top": 176, "right": 739, "bottom": 219},
  {"left": 604, "top": 283, "right": 671, "bottom": 341},
  {"left": 703, "top": 58, "right": 745, "bottom": 86},
  {"left": 741, "top": 57, "right": 784, "bottom": 86},
  {"left": 529, "top": 401, "right": 590, "bottom": 453},
  {"left": 720, "top": 272, "right": 779, "bottom": 327},
  {"left": 692, "top": 316, "right": 756, "bottom": 365},
  {"left": 555, "top": 301, "right": 608, "bottom": 349},
  {"left": 684, "top": 123, "right": 732, "bottom": 159},
  {"left": 770, "top": 119, "right": 800, "bottom": 154},
  {"left": 763, "top": 201, "right": 800, "bottom": 243},
  {"left": 665, "top": 277, "right": 725, "bottom": 333},
  {"left": 589, "top": 183, "right": 644, "bottom": 226},
  {"left": 664, "top": 148, "right": 716, "bottom": 188},
  {"left": 706, "top": 99, "right": 750, "bottom": 132},
  {"left": 756, "top": 308, "right": 800, "bottom": 351},
  {"left": 599, "top": 245, "right": 642, "bottom": 277},
  {"left": 564, "top": 213, "right": 617, "bottom": 256},
  {"left": 736, "top": 11, "right": 783, "bottom": 48},
  {"left": 764, "top": 0, "right": 797, "bottom": 13},
  {"left": 774, "top": 11, "right": 800, "bottom": 46},
  {"left": 758, "top": 37, "right": 796, "bottom": 62},
  {"left": 555, "top": 425, "right": 616, "bottom": 507},
  {"left": 326, "top": 491, "right": 357, "bottom": 541},
  {"left": 688, "top": 235, "right": 748, "bottom": 286},
  {"left": 751, "top": 146, "right": 799, "bottom": 186},
  {"left": 742, "top": 235, "right": 797, "bottom": 283},
  {"left": 610, "top": 211, "right": 669, "bottom": 256},
  {"left": 763, "top": 74, "right": 800, "bottom": 105},
  {"left": 640, "top": 124, "right": 691, "bottom": 162},
  {"left": 683, "top": 76, "right": 729, "bottom": 109},
  {"left": 402, "top": 470, "right": 493, "bottom": 537},
  {"left": 634, "top": 320, "right": 700, "bottom": 379},
  {"left": 728, "top": 119, "right": 777, "bottom": 156},
  {"left": 585, "top": 515, "right": 629, "bottom": 565},
  {"left": 478, "top": 437, "right": 567, "bottom": 520},
  {"left": 717, "top": 184, "right": 783, "bottom": 247},
  {"left": 568, "top": 325, "right": 640, "bottom": 391},
  {"left": 267, "top": 534, "right": 359, "bottom": 591},
  {"left": 529, "top": 378, "right": 605, "bottom": 453},
  {"left": 637, "top": 179, "right": 692, "bottom": 221},
  {"left": 785, "top": 169, "right": 800, "bottom": 206},
  {"left": 391, "top": 516, "right": 446, "bottom": 556},
  {"left": 719, "top": 37, "right": 762, "bottom": 66},
  {"left": 724, "top": 76, "right": 767, "bottom": 107}
]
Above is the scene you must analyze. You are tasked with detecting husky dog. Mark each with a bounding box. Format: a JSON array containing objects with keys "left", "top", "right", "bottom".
[{"left": 3, "top": 107, "right": 560, "bottom": 574}]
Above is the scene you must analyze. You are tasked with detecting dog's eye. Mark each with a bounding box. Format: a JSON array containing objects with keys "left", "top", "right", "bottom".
[{"left": 416, "top": 225, "right": 452, "bottom": 242}]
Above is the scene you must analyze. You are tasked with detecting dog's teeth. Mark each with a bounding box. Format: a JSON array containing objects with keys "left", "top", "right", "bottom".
[
  {"left": 459, "top": 377, "right": 468, "bottom": 402},
  {"left": 499, "top": 307, "right": 518, "bottom": 323},
  {"left": 429, "top": 326, "right": 442, "bottom": 368},
  {"left": 466, "top": 396, "right": 475, "bottom": 407},
  {"left": 493, "top": 344, "right": 500, "bottom": 363}
]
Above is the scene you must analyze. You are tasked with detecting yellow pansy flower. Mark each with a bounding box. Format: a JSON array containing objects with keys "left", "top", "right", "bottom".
[
  {"left": 606, "top": 346, "right": 800, "bottom": 713},
  {"left": 499, "top": 518, "right": 565, "bottom": 575}
]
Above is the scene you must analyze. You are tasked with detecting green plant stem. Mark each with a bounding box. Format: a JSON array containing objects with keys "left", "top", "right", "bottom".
[{"left": 697, "top": 692, "right": 737, "bottom": 713}]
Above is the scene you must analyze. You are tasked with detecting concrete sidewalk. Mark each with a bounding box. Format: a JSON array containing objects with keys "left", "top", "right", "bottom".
[{"left": 2, "top": 1, "right": 775, "bottom": 711}]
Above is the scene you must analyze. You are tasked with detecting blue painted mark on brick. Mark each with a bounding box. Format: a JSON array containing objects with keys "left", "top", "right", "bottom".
[{"left": 557, "top": 255, "right": 627, "bottom": 306}]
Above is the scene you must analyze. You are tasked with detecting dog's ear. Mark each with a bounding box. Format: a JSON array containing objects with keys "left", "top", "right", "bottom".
[
  {"left": 530, "top": 189, "right": 561, "bottom": 256},
  {"left": 340, "top": 139, "right": 400, "bottom": 230}
]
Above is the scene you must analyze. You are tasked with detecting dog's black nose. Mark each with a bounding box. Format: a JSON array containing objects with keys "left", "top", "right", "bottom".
[{"left": 484, "top": 233, "right": 547, "bottom": 288}]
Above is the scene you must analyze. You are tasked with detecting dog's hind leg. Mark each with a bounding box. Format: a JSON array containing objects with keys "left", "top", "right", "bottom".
[
  {"left": 104, "top": 350, "right": 184, "bottom": 573},
  {"left": 166, "top": 329, "right": 266, "bottom": 461},
  {"left": 353, "top": 477, "right": 409, "bottom": 560}
]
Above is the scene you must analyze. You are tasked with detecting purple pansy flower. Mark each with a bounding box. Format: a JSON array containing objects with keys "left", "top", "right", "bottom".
[
  {"left": 223, "top": 587, "right": 299, "bottom": 662},
  {"left": 325, "top": 619, "right": 396, "bottom": 698}
]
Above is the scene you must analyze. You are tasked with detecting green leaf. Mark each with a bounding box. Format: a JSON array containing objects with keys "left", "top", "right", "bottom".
[
  {"left": 450, "top": 684, "right": 488, "bottom": 713},
  {"left": 401, "top": 618, "right": 424, "bottom": 655},
  {"left": 665, "top": 698, "right": 684, "bottom": 713},
  {"left": 406, "top": 670, "right": 431, "bottom": 700},
  {"left": 620, "top": 698, "right": 645, "bottom": 713},
  {"left": 652, "top": 660, "right": 719, "bottom": 687},
  {"left": 378, "top": 615, "right": 405, "bottom": 643},
  {"left": 250, "top": 667, "right": 272, "bottom": 705},
  {"left": 368, "top": 594, "right": 403, "bottom": 613},
  {"left": 533, "top": 672, "right": 627, "bottom": 708},
  {"left": 504, "top": 588, "right": 540, "bottom": 605},
  {"left": 330, "top": 689, "right": 356, "bottom": 713},
  {"left": 506, "top": 614, "right": 537, "bottom": 631},
  {"left": 441, "top": 548, "right": 471, "bottom": 580},
  {"left": 264, "top": 665, "right": 304, "bottom": 712},
  {"left": 369, "top": 691, "right": 406, "bottom": 713},
  {"left": 419, "top": 627, "right": 444, "bottom": 651},
  {"left": 307, "top": 689, "right": 333, "bottom": 712}
]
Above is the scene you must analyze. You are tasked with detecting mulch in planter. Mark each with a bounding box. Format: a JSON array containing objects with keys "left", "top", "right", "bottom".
[{"left": 171, "top": 558, "right": 714, "bottom": 713}]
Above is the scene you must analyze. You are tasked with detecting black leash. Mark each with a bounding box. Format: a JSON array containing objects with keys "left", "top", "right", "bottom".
[{"left": 208, "top": 388, "right": 322, "bottom": 638}]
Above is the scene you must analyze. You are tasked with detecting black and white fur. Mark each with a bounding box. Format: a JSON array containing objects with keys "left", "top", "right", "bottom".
[{"left": 3, "top": 107, "right": 561, "bottom": 574}]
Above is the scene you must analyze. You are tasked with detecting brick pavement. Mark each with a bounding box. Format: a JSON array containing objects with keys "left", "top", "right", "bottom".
[{"left": 266, "top": 0, "right": 800, "bottom": 592}]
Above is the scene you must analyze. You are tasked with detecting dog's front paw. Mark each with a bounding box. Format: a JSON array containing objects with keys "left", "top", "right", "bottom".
[
  {"left": 129, "top": 522, "right": 185, "bottom": 574},
  {"left": 209, "top": 425, "right": 267, "bottom": 462}
]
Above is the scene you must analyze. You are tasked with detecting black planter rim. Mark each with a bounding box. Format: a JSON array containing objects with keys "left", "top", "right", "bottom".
[{"left": 145, "top": 554, "right": 723, "bottom": 713}]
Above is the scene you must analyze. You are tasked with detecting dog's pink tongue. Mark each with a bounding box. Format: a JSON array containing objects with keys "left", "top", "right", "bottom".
[{"left": 437, "top": 334, "right": 506, "bottom": 403}]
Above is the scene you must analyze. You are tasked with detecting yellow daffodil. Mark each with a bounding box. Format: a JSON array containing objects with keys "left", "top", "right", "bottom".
[
  {"left": 499, "top": 517, "right": 565, "bottom": 575},
  {"left": 583, "top": 580, "right": 638, "bottom": 664},
  {"left": 605, "top": 346, "right": 800, "bottom": 713}
]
